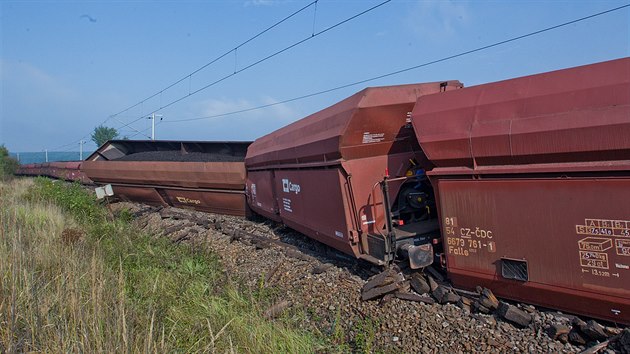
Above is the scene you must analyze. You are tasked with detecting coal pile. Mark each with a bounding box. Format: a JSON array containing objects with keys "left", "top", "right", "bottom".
[{"left": 115, "top": 150, "right": 245, "bottom": 162}]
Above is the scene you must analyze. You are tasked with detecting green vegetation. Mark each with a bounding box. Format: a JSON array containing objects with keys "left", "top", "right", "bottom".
[
  {"left": 352, "top": 318, "right": 378, "bottom": 354},
  {"left": 0, "top": 145, "right": 19, "bottom": 179},
  {"left": 1, "top": 178, "right": 324, "bottom": 352},
  {"left": 91, "top": 125, "right": 119, "bottom": 147}
]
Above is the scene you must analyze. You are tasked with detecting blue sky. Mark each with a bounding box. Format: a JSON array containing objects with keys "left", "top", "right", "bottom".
[{"left": 1, "top": 0, "right": 628, "bottom": 153}]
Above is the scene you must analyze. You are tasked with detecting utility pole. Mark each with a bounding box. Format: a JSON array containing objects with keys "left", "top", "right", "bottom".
[
  {"left": 79, "top": 140, "right": 85, "bottom": 160},
  {"left": 45, "top": 149, "right": 48, "bottom": 162},
  {"left": 147, "top": 113, "right": 163, "bottom": 140}
]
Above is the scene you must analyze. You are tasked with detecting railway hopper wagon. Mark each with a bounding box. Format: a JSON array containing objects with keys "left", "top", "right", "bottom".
[
  {"left": 81, "top": 140, "right": 252, "bottom": 216},
  {"left": 245, "top": 81, "right": 463, "bottom": 267},
  {"left": 16, "top": 161, "right": 92, "bottom": 184},
  {"left": 17, "top": 57, "right": 628, "bottom": 324},
  {"left": 412, "top": 58, "right": 630, "bottom": 324},
  {"left": 16, "top": 163, "right": 40, "bottom": 177}
]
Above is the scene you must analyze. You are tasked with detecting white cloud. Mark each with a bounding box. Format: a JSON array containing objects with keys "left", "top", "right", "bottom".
[
  {"left": 405, "top": 1, "right": 471, "bottom": 41},
  {"left": 168, "top": 96, "right": 300, "bottom": 141},
  {"left": 0, "top": 60, "right": 91, "bottom": 151},
  {"left": 193, "top": 96, "right": 298, "bottom": 123},
  {"left": 259, "top": 95, "right": 297, "bottom": 122},
  {"left": 0, "top": 60, "right": 78, "bottom": 102},
  {"left": 197, "top": 97, "right": 252, "bottom": 118}
]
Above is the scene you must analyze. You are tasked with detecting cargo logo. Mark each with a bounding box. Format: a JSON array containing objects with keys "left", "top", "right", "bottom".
[
  {"left": 176, "top": 196, "right": 201, "bottom": 205},
  {"left": 282, "top": 179, "right": 301, "bottom": 194}
]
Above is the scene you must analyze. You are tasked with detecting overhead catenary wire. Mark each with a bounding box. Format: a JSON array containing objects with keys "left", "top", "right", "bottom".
[
  {"left": 311, "top": 0, "right": 318, "bottom": 36},
  {"left": 106, "top": 0, "right": 319, "bottom": 122},
  {"left": 164, "top": 3, "right": 630, "bottom": 124},
  {"left": 109, "top": 116, "right": 151, "bottom": 139},
  {"left": 111, "top": 0, "right": 392, "bottom": 134},
  {"left": 128, "top": 120, "right": 166, "bottom": 139},
  {"left": 48, "top": 138, "right": 88, "bottom": 152},
  {"left": 45, "top": 1, "right": 323, "bottom": 151},
  {"left": 46, "top": 2, "right": 628, "bottom": 150},
  {"left": 48, "top": 118, "right": 150, "bottom": 152}
]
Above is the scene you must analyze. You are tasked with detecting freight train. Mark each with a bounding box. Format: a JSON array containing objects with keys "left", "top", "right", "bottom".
[
  {"left": 16, "top": 161, "right": 92, "bottom": 184},
  {"left": 18, "top": 58, "right": 630, "bottom": 324}
]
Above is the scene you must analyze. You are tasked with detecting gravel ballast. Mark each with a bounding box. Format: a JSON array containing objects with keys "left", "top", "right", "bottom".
[{"left": 112, "top": 202, "right": 623, "bottom": 353}]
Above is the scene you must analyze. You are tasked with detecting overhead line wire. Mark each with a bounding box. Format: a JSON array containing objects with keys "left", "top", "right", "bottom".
[
  {"left": 47, "top": 1, "right": 321, "bottom": 152},
  {"left": 165, "top": 3, "right": 630, "bottom": 124},
  {"left": 107, "top": 0, "right": 318, "bottom": 121},
  {"left": 48, "top": 117, "right": 150, "bottom": 152},
  {"left": 49, "top": 3, "right": 627, "bottom": 151},
  {"left": 48, "top": 138, "right": 87, "bottom": 152},
  {"left": 111, "top": 0, "right": 392, "bottom": 133},
  {"left": 128, "top": 120, "right": 165, "bottom": 139},
  {"left": 109, "top": 116, "right": 151, "bottom": 139}
]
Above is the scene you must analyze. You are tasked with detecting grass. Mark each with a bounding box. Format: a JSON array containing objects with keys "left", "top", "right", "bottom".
[
  {"left": 0, "top": 178, "right": 324, "bottom": 353},
  {"left": 352, "top": 318, "right": 378, "bottom": 354}
]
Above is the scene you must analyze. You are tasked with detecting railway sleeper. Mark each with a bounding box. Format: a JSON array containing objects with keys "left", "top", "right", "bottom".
[{"left": 120, "top": 202, "right": 626, "bottom": 351}]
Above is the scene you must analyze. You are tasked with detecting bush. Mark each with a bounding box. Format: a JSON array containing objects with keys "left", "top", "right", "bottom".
[
  {"left": 25, "top": 177, "right": 105, "bottom": 223},
  {"left": 0, "top": 145, "right": 19, "bottom": 179}
]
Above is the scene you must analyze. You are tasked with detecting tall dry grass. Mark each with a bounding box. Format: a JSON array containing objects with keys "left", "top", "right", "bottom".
[{"left": 0, "top": 178, "right": 323, "bottom": 353}]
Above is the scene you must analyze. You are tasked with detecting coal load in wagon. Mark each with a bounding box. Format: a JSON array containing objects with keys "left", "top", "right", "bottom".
[
  {"left": 116, "top": 150, "right": 244, "bottom": 163},
  {"left": 81, "top": 140, "right": 252, "bottom": 216}
]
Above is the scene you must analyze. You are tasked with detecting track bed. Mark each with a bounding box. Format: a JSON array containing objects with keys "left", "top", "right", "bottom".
[{"left": 113, "top": 201, "right": 627, "bottom": 353}]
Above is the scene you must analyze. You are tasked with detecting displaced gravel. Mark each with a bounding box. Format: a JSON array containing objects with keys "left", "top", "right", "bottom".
[{"left": 112, "top": 202, "right": 626, "bottom": 353}]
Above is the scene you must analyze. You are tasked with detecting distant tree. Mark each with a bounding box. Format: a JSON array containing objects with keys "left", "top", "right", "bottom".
[
  {"left": 0, "top": 145, "right": 9, "bottom": 159},
  {"left": 0, "top": 145, "right": 19, "bottom": 179},
  {"left": 91, "top": 125, "right": 119, "bottom": 147}
]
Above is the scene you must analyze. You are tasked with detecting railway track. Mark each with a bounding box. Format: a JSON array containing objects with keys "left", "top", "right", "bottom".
[
  {"left": 15, "top": 58, "right": 630, "bottom": 350},
  {"left": 113, "top": 201, "right": 628, "bottom": 353},
  {"left": 70, "top": 59, "right": 630, "bottom": 325}
]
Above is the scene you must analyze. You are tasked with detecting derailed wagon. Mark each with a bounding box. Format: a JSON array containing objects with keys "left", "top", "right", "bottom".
[
  {"left": 18, "top": 57, "right": 629, "bottom": 325},
  {"left": 412, "top": 58, "right": 630, "bottom": 324},
  {"left": 16, "top": 161, "right": 92, "bottom": 184},
  {"left": 82, "top": 140, "right": 251, "bottom": 216},
  {"left": 245, "top": 81, "right": 462, "bottom": 266}
]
